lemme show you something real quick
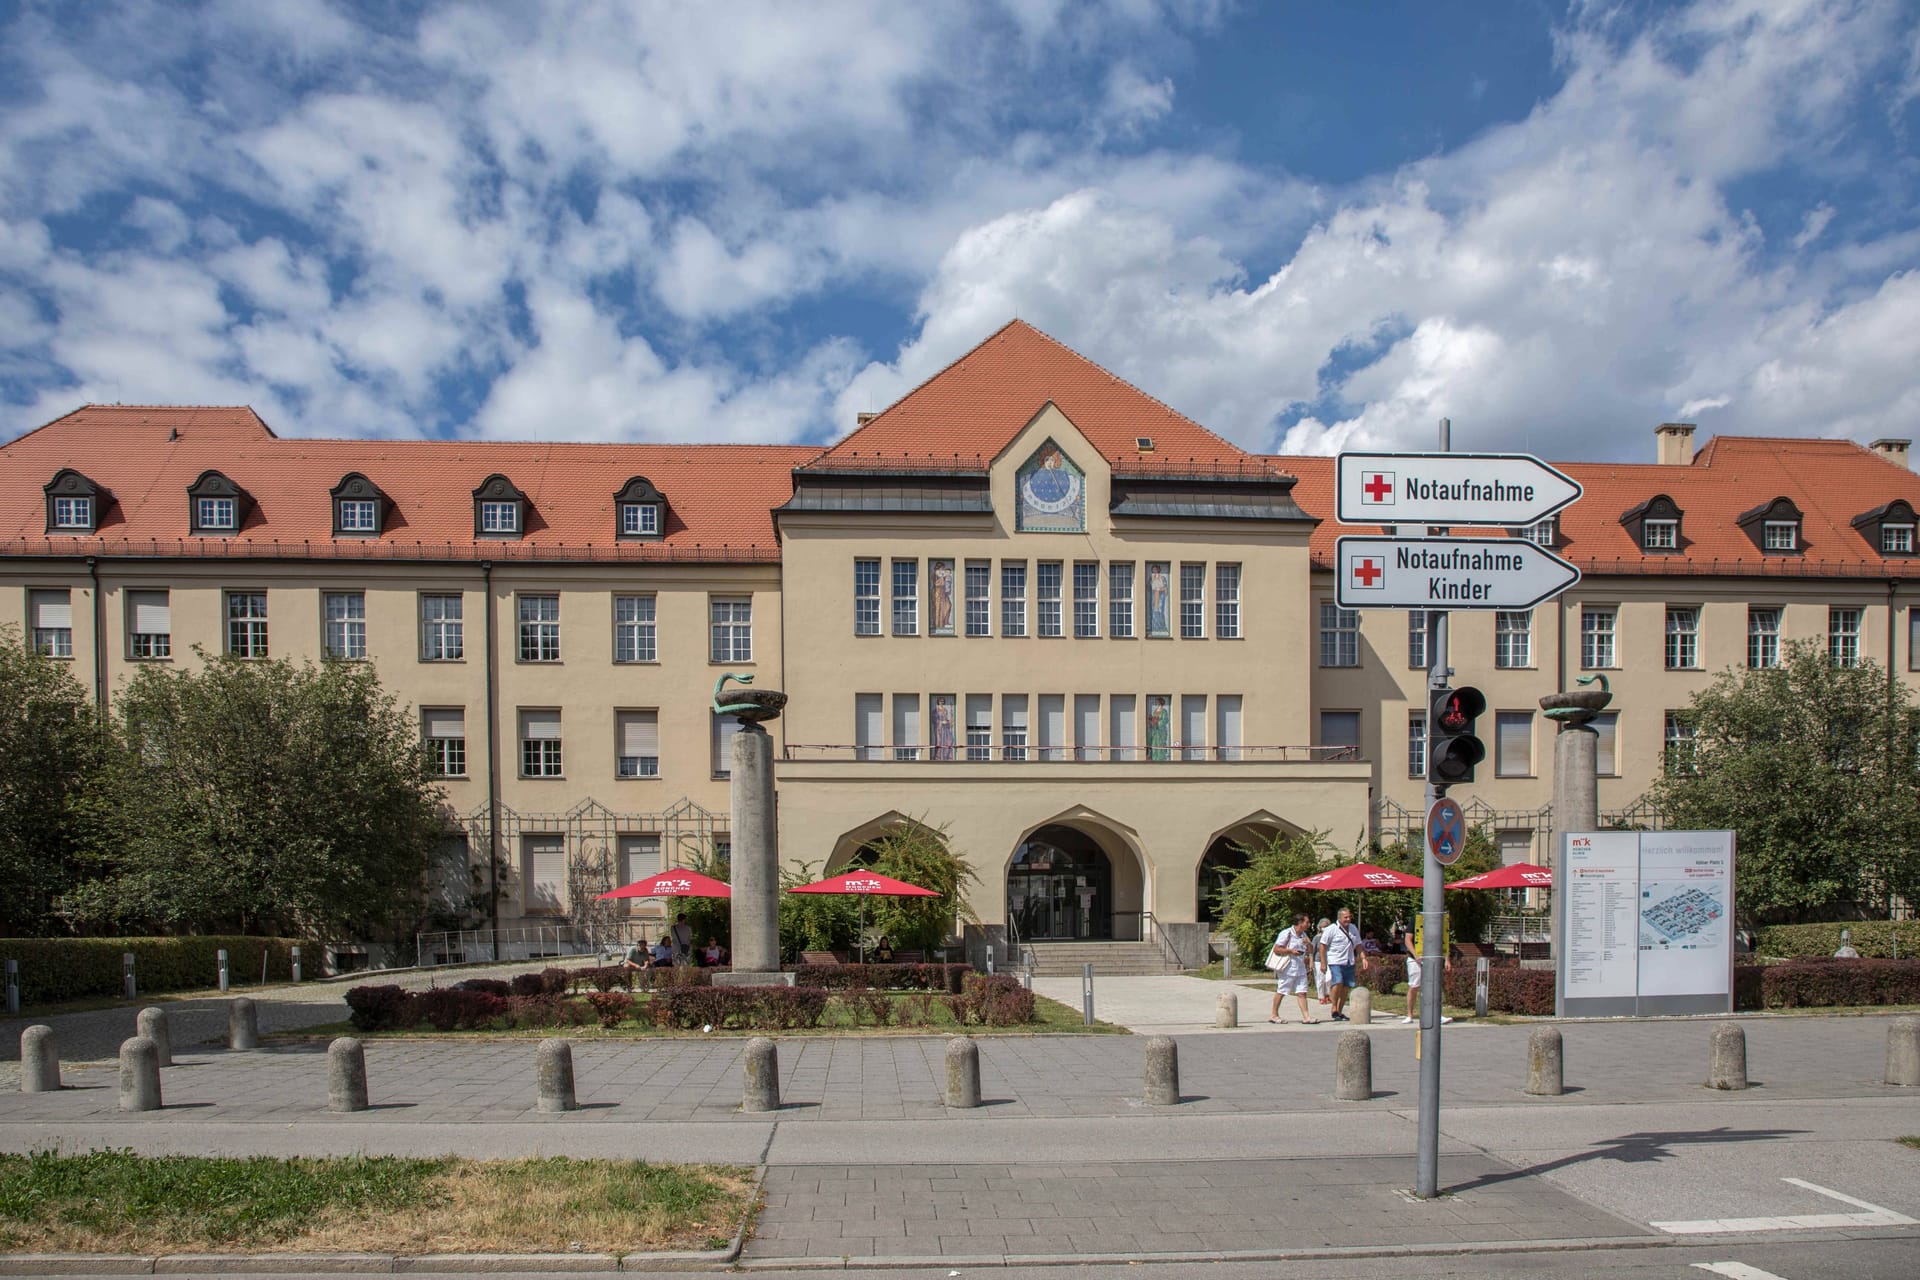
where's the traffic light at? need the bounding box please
[1428,686,1486,788]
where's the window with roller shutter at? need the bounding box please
[615,710,659,778]
[127,590,170,659]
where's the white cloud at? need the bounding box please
[1102,63,1175,134]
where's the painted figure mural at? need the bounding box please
[1147,562,1171,637]
[929,559,955,635]
[931,694,956,761]
[1146,695,1172,761]
[1015,439,1086,533]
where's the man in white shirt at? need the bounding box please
[1266,912,1319,1024]
[1315,906,1369,1022]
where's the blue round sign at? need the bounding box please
[1427,796,1465,866]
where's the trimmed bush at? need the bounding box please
[453,977,512,997]
[944,973,1036,1026]
[583,991,636,1028]
[789,962,970,992]
[1760,959,1920,1008]
[0,936,299,1006]
[655,985,831,1030]
[344,984,416,1031]
[1439,966,1555,1016]
[415,987,507,1031]
[1753,921,1920,960]
[566,964,720,994]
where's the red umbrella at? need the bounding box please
[1270,862,1424,892]
[1445,864,1552,890]
[595,869,733,900]
[787,871,940,962]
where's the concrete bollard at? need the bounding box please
[536,1038,577,1113]
[1143,1035,1180,1105]
[1347,986,1372,1024]
[291,945,302,984]
[20,1025,60,1093]
[1886,1017,1920,1087]
[1334,1030,1373,1100]
[1215,990,1238,1028]
[228,997,259,1051]
[742,1037,780,1112]
[1707,1023,1748,1090]
[119,1036,162,1112]
[1525,1027,1564,1096]
[328,1037,369,1112]
[136,1007,172,1067]
[945,1037,981,1108]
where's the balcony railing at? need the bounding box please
[782,742,1363,764]
[0,536,781,565]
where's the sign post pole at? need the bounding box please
[1415,416,1449,1202]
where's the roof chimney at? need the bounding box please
[856,412,877,427]
[1870,438,1911,469]
[1655,422,1696,466]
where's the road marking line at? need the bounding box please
[1692,1263,1791,1280]
[1653,1178,1917,1235]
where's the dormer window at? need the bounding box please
[1735,497,1803,556]
[1522,518,1556,547]
[1621,493,1684,554]
[1644,520,1677,550]
[44,469,104,534]
[472,475,527,539]
[1884,525,1914,554]
[330,472,389,537]
[1762,522,1797,552]
[1850,499,1917,556]
[186,470,251,535]
[612,476,667,541]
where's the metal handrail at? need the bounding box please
[784,742,1362,764]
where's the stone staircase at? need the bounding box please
[1021,940,1184,976]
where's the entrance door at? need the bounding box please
[1008,825,1112,940]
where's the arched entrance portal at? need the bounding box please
[1007,825,1112,940]
[1197,837,1250,926]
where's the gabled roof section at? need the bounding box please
[804,320,1281,479]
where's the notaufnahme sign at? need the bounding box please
[1335,535,1581,610]
[1336,451,1582,526]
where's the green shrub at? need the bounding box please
[1753,921,1920,960]
[0,936,297,1006]
[943,973,1036,1026]
[1761,959,1920,1008]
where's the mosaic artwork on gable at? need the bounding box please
[1016,440,1086,533]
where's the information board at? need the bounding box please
[1557,829,1735,1017]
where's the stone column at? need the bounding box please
[729,721,780,976]
[1542,680,1609,966]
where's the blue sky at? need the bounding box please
[2,0,1917,461]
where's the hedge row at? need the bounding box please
[1439,966,1556,1016]
[564,962,972,994]
[1433,958,1920,1014]
[0,936,298,1005]
[1753,921,1920,960]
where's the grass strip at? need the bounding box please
[0,1151,752,1255]
[1899,1137,1919,1151]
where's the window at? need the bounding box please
[422,708,466,777]
[604,594,654,663]
[420,594,463,661]
[523,834,565,915]
[1040,694,1068,761]
[1594,712,1618,777]
[1643,519,1677,550]
[964,561,991,637]
[892,694,921,762]
[1495,712,1533,777]
[855,694,884,761]
[1073,562,1099,638]
[517,595,560,662]
[1181,695,1207,761]
[613,477,667,540]
[965,694,993,762]
[323,592,366,660]
[1748,607,1781,669]
[710,597,752,662]
[854,559,881,636]
[519,709,563,778]
[712,713,743,777]
[1664,711,1696,775]
[1036,562,1062,637]
[1911,610,1920,672]
[1495,610,1532,668]
[1496,831,1534,867]
[618,835,661,900]
[1407,610,1428,669]
[1763,521,1798,552]
[127,589,170,659]
[1581,607,1616,669]
[480,501,518,534]
[891,560,918,635]
[1522,519,1555,546]
[28,589,72,658]
[1180,563,1206,638]
[198,497,236,530]
[615,710,660,778]
[337,499,377,533]
[620,503,659,536]
[1109,694,1137,762]
[1407,711,1426,778]
[1665,606,1699,669]
[1109,562,1135,638]
[1001,695,1028,762]
[1319,602,1359,667]
[1884,525,1914,554]
[226,591,268,658]
[53,496,92,529]
[1076,694,1103,761]
[1215,564,1241,639]
[1216,694,1243,762]
[1001,561,1027,637]
[1320,711,1361,754]
[1829,607,1861,668]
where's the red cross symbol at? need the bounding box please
[1351,557,1383,588]
[1362,471,1394,504]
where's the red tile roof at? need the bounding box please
[2,406,819,563]
[1284,436,1920,578]
[806,320,1281,478]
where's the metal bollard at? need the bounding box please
[1475,957,1490,1018]
[328,1037,368,1112]
[1082,963,1095,1027]
[136,1007,172,1067]
[1334,1029,1373,1100]
[1222,952,1231,981]
[1706,1023,1748,1090]
[1215,990,1238,1028]
[1143,1035,1180,1105]
[291,945,302,984]
[1348,986,1372,1024]
[945,1037,981,1108]
[1886,1017,1920,1087]
[742,1037,780,1112]
[119,1036,162,1111]
[217,948,230,992]
[228,997,259,1050]
[4,958,18,1015]
[123,952,136,1000]
[536,1038,577,1113]
[1525,1027,1563,1096]
[20,1025,60,1092]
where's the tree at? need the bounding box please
[1650,639,1920,925]
[775,819,979,959]
[0,626,107,935]
[62,651,448,939]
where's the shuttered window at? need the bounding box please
[1495,712,1533,778]
[1216,695,1243,762]
[892,694,921,762]
[965,694,993,761]
[128,590,171,659]
[1038,694,1066,761]
[855,693,884,761]
[29,589,73,658]
[1182,695,1208,761]
[1075,694,1102,761]
[523,834,565,915]
[1110,694,1137,762]
[712,713,743,778]
[616,710,659,778]
[519,709,562,778]
[422,708,466,777]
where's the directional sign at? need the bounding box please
[1336,535,1580,610]
[1337,452,1582,526]
[1427,796,1465,866]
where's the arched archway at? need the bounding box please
[1197,815,1298,926]
[1008,824,1113,940]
